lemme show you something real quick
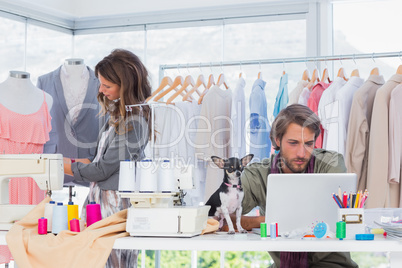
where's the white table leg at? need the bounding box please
[191,250,197,268]
[220,250,225,268]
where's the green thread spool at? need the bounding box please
[336,221,346,240]
[260,222,267,238]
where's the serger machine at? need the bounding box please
[0,154,64,230]
[118,160,210,237]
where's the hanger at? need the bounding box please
[350,69,360,77]
[146,76,173,102]
[350,55,360,78]
[282,60,286,76]
[258,61,262,79]
[397,65,402,75]
[370,67,379,75]
[182,74,206,102]
[166,75,195,104]
[217,73,229,89]
[198,74,215,105]
[337,67,348,81]
[307,68,318,90]
[321,68,330,83]
[302,69,310,82]
[153,75,183,102]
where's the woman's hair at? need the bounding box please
[95,49,152,138]
[270,104,321,150]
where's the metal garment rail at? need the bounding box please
[160,51,402,71]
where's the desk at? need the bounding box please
[2,231,402,267]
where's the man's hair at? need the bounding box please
[270,104,321,150]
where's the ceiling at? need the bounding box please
[0,0,310,31]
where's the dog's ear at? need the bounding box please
[211,156,225,169]
[241,154,254,167]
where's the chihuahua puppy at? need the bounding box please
[205,154,254,234]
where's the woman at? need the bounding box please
[64,49,152,267]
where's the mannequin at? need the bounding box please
[37,58,103,187]
[0,71,53,113]
[61,58,89,124]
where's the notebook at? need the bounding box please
[265,173,357,236]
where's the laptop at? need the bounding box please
[265,173,357,236]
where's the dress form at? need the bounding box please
[0,71,53,114]
[61,58,89,123]
[63,58,88,93]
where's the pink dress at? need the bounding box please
[0,92,51,264]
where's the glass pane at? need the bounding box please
[74,31,145,71]
[26,24,72,84]
[146,25,223,90]
[224,19,306,61]
[0,17,25,81]
[333,0,402,79]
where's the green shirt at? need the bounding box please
[240,149,358,268]
[241,148,347,215]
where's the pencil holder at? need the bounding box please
[337,208,365,239]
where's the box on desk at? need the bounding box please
[338,208,365,239]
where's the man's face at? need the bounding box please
[275,123,315,173]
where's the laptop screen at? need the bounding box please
[265,173,357,236]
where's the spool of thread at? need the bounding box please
[336,221,346,240]
[270,222,277,239]
[52,202,68,234]
[67,201,79,230]
[260,222,267,238]
[38,217,47,235]
[118,160,136,192]
[138,160,158,193]
[70,218,81,232]
[86,202,102,227]
[158,160,176,192]
[44,201,56,232]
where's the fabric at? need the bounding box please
[366,74,402,208]
[0,92,51,264]
[81,183,136,268]
[167,101,206,206]
[241,149,357,268]
[389,85,402,207]
[60,64,90,124]
[273,73,289,118]
[307,82,331,148]
[249,79,271,162]
[317,77,347,149]
[230,77,246,158]
[298,87,312,106]
[194,85,232,200]
[288,80,308,106]
[195,85,232,160]
[325,77,364,156]
[345,75,384,191]
[6,197,129,268]
[72,119,148,191]
[37,66,103,186]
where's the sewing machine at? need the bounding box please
[0,154,64,230]
[119,161,210,237]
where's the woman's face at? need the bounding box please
[98,74,120,101]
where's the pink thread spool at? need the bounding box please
[70,218,80,232]
[86,202,102,227]
[38,217,47,235]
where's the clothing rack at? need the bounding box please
[160,51,402,73]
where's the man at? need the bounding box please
[239,104,358,268]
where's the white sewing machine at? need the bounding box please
[0,154,64,230]
[119,162,210,237]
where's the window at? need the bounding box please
[333,0,402,79]
[0,17,25,81]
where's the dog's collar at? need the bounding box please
[224,182,242,189]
